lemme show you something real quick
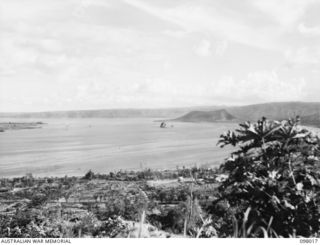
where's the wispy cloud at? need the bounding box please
[124,0,281,51]
[213,71,306,104]
[194,39,212,57]
[251,0,317,27]
[298,23,320,36]
[285,47,320,66]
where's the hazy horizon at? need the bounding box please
[1,100,320,114]
[0,104,224,114]
[1,0,320,112]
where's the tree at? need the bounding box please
[84,170,95,180]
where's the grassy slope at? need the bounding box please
[173,109,236,122]
[227,102,320,121]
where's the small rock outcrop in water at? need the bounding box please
[160,122,167,128]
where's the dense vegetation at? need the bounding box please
[0,116,319,238]
[216,117,320,237]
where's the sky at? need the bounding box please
[0,0,320,112]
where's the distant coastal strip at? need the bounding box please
[0,122,44,132]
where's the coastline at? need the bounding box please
[0,122,44,132]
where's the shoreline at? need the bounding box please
[0,163,221,180]
[0,122,45,132]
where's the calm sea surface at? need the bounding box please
[0,118,236,177]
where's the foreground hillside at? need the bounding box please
[0,168,220,238]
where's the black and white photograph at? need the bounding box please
[1,0,320,241]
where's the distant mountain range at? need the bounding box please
[0,106,222,119]
[172,102,320,127]
[1,102,320,127]
[227,102,320,121]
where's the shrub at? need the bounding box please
[84,170,95,180]
[94,216,129,237]
[73,212,100,237]
[216,117,320,237]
